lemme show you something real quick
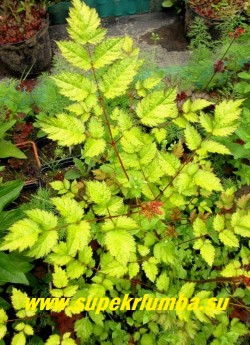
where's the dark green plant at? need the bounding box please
[0,79,33,119]
[187,17,213,50]
[220,73,250,187]
[215,14,245,40]
[31,74,71,116]
[0,180,32,285]
[166,18,250,91]
[0,120,27,159]
[19,188,53,213]
[234,70,250,108]
[0,79,34,158]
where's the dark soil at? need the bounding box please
[139,17,188,52]
[36,139,81,164]
[9,183,39,208]
[235,185,250,199]
[39,164,75,189]
[0,144,39,184]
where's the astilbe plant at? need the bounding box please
[0,1,250,344]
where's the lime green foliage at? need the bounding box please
[0,309,7,340]
[0,79,33,120]
[50,179,79,198]
[1,1,250,344]
[45,333,77,345]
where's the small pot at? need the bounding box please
[185,4,221,40]
[0,20,52,76]
[184,2,244,40]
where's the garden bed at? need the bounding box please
[0,141,40,186]
[35,138,82,164]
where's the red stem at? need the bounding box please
[86,46,129,181]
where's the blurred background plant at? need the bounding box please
[31,73,71,115]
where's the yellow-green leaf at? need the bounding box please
[194,170,222,191]
[52,73,96,102]
[83,138,106,157]
[137,89,178,126]
[25,209,58,230]
[39,114,85,146]
[67,221,90,256]
[11,331,26,345]
[27,230,58,258]
[199,112,213,133]
[105,230,136,264]
[100,57,142,99]
[158,152,180,176]
[86,181,111,205]
[57,41,91,71]
[53,266,68,288]
[200,240,215,266]
[128,262,140,279]
[201,140,231,154]
[11,288,28,310]
[184,124,202,150]
[1,219,40,252]
[219,230,239,248]
[142,260,158,282]
[67,0,106,45]
[92,37,124,68]
[213,214,224,232]
[52,197,83,223]
[220,260,243,277]
[190,99,213,112]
